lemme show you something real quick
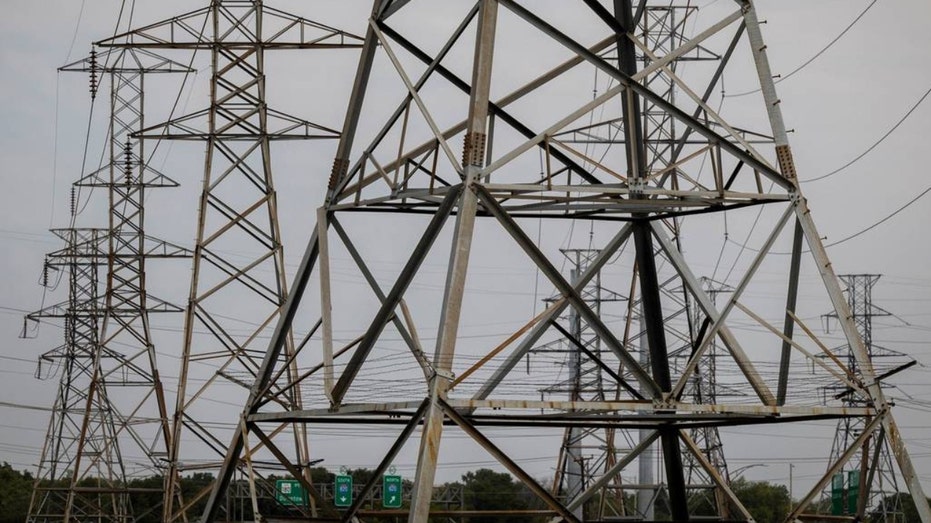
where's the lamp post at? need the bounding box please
[732,463,769,480]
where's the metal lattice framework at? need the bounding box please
[538,249,629,519]
[680,278,733,517]
[25,47,191,522]
[27,228,116,522]
[814,274,914,520]
[97,3,363,520]
[182,1,926,522]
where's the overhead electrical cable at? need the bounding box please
[821,184,931,248]
[726,0,879,98]
[801,84,931,183]
[724,183,931,254]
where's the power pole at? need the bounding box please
[97,3,362,520]
[199,2,931,522]
[25,46,190,522]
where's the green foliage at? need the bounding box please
[871,492,931,523]
[0,462,33,523]
[128,475,164,523]
[179,472,214,517]
[309,466,334,485]
[12,462,930,523]
[730,477,791,523]
[461,468,537,523]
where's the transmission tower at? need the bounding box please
[679,278,733,517]
[811,274,915,520]
[533,248,627,520]
[188,1,928,522]
[25,46,191,522]
[96,3,363,520]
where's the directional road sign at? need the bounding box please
[382,475,402,508]
[275,479,306,506]
[335,475,353,507]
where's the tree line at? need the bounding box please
[1,462,927,522]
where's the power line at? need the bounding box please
[823,184,931,247]
[801,84,931,183]
[725,0,879,99]
[724,183,931,253]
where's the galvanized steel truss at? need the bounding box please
[197,1,929,522]
[25,47,191,522]
[816,275,913,520]
[97,2,363,521]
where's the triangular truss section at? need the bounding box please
[191,1,930,522]
[96,2,364,521]
[26,41,191,522]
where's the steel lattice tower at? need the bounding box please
[189,1,928,522]
[536,249,628,520]
[539,253,733,520]
[680,278,733,517]
[27,228,115,522]
[812,274,913,521]
[97,3,363,520]
[25,47,191,522]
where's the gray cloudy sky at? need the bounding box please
[1,0,930,502]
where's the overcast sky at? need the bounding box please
[1,0,930,504]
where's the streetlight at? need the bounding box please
[731,463,769,481]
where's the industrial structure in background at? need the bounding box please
[96,2,363,520]
[536,251,732,519]
[20,1,931,522]
[24,46,191,521]
[197,0,931,521]
[819,274,917,520]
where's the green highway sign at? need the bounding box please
[831,472,844,515]
[847,470,860,514]
[335,475,353,507]
[275,479,306,506]
[382,475,402,508]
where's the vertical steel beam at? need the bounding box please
[777,219,804,405]
[329,2,384,200]
[201,228,321,522]
[795,200,931,523]
[341,400,429,522]
[408,3,498,521]
[612,0,687,515]
[496,0,791,190]
[742,0,930,513]
[649,222,775,405]
[475,186,661,397]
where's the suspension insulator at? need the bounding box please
[42,258,50,287]
[70,186,77,216]
[89,49,99,100]
[124,139,133,185]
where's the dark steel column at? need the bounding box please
[611,0,688,518]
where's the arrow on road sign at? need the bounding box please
[382,475,402,508]
[335,475,353,507]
